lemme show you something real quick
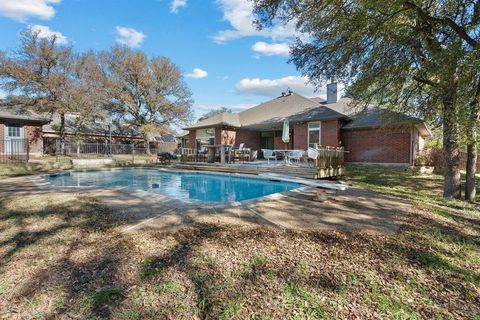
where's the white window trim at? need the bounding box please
[4,123,24,139]
[307,121,321,148]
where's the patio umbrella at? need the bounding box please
[282,118,290,149]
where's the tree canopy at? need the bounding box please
[253,0,480,199]
[99,46,193,152]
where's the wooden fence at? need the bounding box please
[314,146,345,178]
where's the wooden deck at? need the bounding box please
[173,162,334,179]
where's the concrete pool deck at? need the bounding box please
[0,170,412,234]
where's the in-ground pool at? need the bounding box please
[44,168,301,203]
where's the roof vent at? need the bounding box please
[281,88,293,97]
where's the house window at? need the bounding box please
[7,123,22,137]
[308,121,321,148]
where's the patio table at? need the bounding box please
[272,149,303,165]
[204,144,233,164]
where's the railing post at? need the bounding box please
[132,143,135,162]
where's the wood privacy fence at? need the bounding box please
[0,139,29,163]
[314,146,345,178]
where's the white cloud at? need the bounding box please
[115,26,146,48]
[170,0,186,13]
[185,68,208,79]
[0,0,60,22]
[29,24,67,44]
[252,41,290,56]
[235,75,324,98]
[213,0,297,43]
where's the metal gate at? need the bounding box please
[0,139,29,162]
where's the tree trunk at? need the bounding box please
[144,136,151,155]
[60,112,66,155]
[442,95,461,198]
[465,103,479,202]
[465,142,477,202]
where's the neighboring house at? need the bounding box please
[0,101,176,156]
[43,113,143,147]
[184,83,431,165]
[0,103,50,156]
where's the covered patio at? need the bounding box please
[176,145,346,179]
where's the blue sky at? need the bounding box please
[0,0,327,119]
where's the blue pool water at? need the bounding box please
[44,169,301,203]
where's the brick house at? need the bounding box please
[184,83,431,165]
[0,103,50,156]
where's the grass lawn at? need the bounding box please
[0,162,72,177]
[0,165,478,319]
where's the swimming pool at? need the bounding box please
[44,169,301,203]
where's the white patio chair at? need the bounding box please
[261,149,277,165]
[287,150,305,165]
[307,147,319,167]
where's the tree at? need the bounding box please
[99,46,193,154]
[198,106,232,121]
[0,29,75,153]
[253,0,480,199]
[462,68,480,201]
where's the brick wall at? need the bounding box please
[293,123,307,149]
[0,121,44,155]
[187,130,196,149]
[342,127,411,163]
[235,129,261,151]
[321,119,341,147]
[292,120,341,149]
[25,125,43,154]
[214,127,222,145]
[273,135,293,149]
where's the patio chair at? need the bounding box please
[287,150,305,165]
[261,149,277,165]
[235,143,250,163]
[196,146,207,162]
[307,147,319,167]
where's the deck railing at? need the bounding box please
[314,146,345,178]
[315,146,345,168]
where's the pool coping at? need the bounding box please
[29,166,346,209]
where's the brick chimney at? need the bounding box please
[326,82,338,104]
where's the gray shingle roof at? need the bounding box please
[186,111,241,129]
[43,113,141,138]
[185,93,323,130]
[342,108,423,129]
[0,103,50,123]
[185,93,430,136]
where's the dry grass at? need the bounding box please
[0,162,72,178]
[0,166,479,319]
